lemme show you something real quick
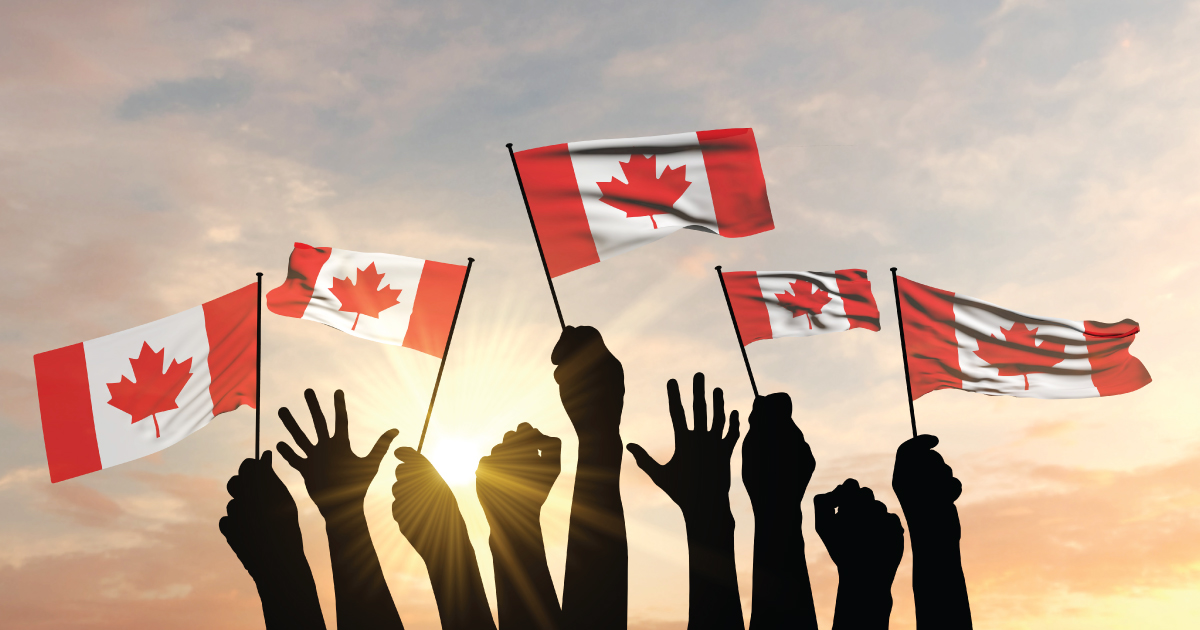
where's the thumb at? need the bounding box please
[260,450,273,468]
[368,429,400,466]
[626,443,664,484]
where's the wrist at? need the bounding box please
[323,502,367,532]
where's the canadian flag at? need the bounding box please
[266,243,467,357]
[514,129,774,277]
[34,284,257,483]
[723,269,881,344]
[896,275,1152,399]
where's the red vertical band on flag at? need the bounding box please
[896,276,963,399]
[403,261,468,358]
[34,343,101,483]
[513,144,600,277]
[723,271,774,345]
[697,129,774,238]
[266,243,333,318]
[836,269,881,331]
[203,283,258,416]
[1084,320,1152,396]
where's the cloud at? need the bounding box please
[117,73,253,120]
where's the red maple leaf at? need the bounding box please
[597,154,691,229]
[973,322,1067,390]
[106,342,194,438]
[328,262,403,330]
[775,280,832,330]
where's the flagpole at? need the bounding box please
[506,143,566,330]
[715,266,760,398]
[890,267,918,438]
[417,258,475,454]
[255,272,263,459]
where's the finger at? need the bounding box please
[517,422,533,432]
[277,441,305,471]
[692,373,706,432]
[218,515,232,539]
[538,435,563,472]
[394,446,426,465]
[550,325,579,366]
[887,512,905,535]
[947,477,963,502]
[260,450,273,469]
[711,387,726,436]
[899,433,939,457]
[724,409,741,449]
[226,474,244,498]
[667,379,686,435]
[237,456,258,478]
[278,407,314,453]
[334,389,348,438]
[367,429,400,466]
[626,443,665,486]
[812,491,837,538]
[305,389,329,441]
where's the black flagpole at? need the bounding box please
[890,267,918,438]
[417,258,475,453]
[715,266,760,398]
[506,143,566,330]
[255,272,263,459]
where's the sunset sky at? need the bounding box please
[2,1,1199,628]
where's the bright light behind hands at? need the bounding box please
[423,437,486,488]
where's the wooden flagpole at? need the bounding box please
[506,143,566,330]
[715,266,760,398]
[889,267,919,438]
[417,258,475,453]
[255,272,263,459]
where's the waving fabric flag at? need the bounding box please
[34,284,257,482]
[896,275,1151,399]
[723,269,881,344]
[267,243,466,357]
[514,128,773,277]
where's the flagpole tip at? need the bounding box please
[468,257,475,263]
[506,142,513,148]
[890,267,897,272]
[715,265,722,271]
[256,272,263,278]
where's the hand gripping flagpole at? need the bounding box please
[715,266,760,398]
[890,267,919,438]
[255,272,263,459]
[417,258,475,454]
[506,143,566,330]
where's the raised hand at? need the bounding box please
[277,389,398,517]
[477,424,563,630]
[277,389,402,630]
[892,435,972,629]
[627,373,740,520]
[741,393,818,630]
[550,325,628,630]
[627,373,743,630]
[392,447,496,630]
[551,325,624,440]
[815,479,904,630]
[220,452,326,630]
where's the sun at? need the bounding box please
[422,437,485,488]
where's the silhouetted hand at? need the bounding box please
[628,372,743,629]
[220,452,326,630]
[892,435,973,629]
[477,422,562,530]
[892,434,962,527]
[741,393,818,630]
[477,424,563,630]
[551,326,628,630]
[392,446,466,558]
[277,389,398,518]
[551,325,624,441]
[815,479,904,630]
[393,447,496,630]
[742,392,814,517]
[277,389,403,630]
[627,373,740,520]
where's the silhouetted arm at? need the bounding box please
[277,389,402,630]
[551,326,628,630]
[477,423,563,630]
[219,451,326,630]
[393,447,496,630]
[893,435,972,630]
[815,479,904,630]
[627,373,744,630]
[741,393,818,630]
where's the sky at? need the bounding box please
[2,0,1199,628]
